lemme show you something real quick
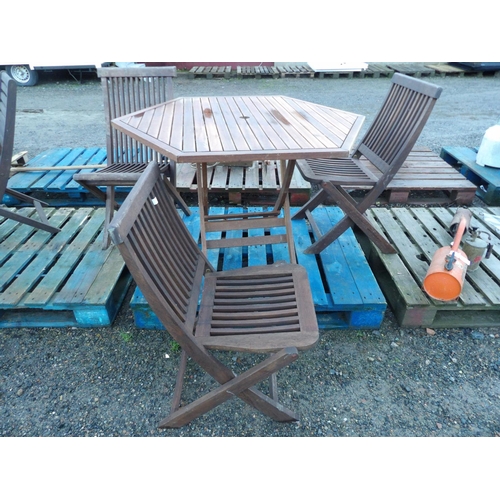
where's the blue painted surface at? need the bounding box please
[0,207,132,328]
[2,147,387,329]
[130,206,387,330]
[441,146,500,205]
[2,147,121,207]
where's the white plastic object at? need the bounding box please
[476,124,500,168]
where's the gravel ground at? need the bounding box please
[2,70,500,439]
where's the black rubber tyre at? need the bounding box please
[5,65,39,86]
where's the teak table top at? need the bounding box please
[111,95,365,163]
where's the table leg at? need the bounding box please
[197,162,209,254]
[276,159,296,264]
[274,159,296,212]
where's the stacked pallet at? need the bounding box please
[188,66,232,79]
[351,147,477,205]
[183,63,497,79]
[236,66,280,78]
[441,146,500,205]
[174,160,311,206]
[386,63,436,78]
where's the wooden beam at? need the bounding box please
[10,164,107,173]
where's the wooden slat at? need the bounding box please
[366,206,500,327]
[24,208,104,306]
[0,207,131,327]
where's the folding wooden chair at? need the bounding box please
[293,73,443,254]
[108,161,319,428]
[0,71,60,234]
[73,66,190,248]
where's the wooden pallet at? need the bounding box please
[424,63,466,77]
[386,63,436,78]
[188,66,233,79]
[329,147,476,205]
[3,147,113,207]
[4,149,311,207]
[0,207,132,327]
[236,66,280,78]
[130,206,387,330]
[363,206,500,328]
[363,64,395,78]
[276,65,315,78]
[315,69,361,79]
[448,63,500,77]
[440,146,500,206]
[175,160,311,206]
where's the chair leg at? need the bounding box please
[102,186,115,249]
[170,350,188,412]
[77,182,108,204]
[162,175,191,216]
[302,183,396,254]
[292,187,329,220]
[5,188,49,207]
[3,188,60,233]
[269,373,278,401]
[158,347,299,428]
[0,206,60,234]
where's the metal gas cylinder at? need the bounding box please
[462,228,493,271]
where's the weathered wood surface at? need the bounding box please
[111,95,365,164]
[0,207,131,327]
[236,66,280,78]
[365,206,500,328]
[276,65,315,78]
[3,148,312,207]
[351,147,477,205]
[3,147,109,206]
[175,160,311,205]
[425,63,466,77]
[386,63,436,78]
[189,66,232,79]
[363,63,394,78]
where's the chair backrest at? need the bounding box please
[356,73,442,175]
[108,160,213,354]
[98,66,177,166]
[0,71,17,197]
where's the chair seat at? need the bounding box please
[73,162,165,186]
[297,158,379,185]
[196,263,319,353]
[95,161,150,174]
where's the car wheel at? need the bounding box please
[5,65,39,86]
